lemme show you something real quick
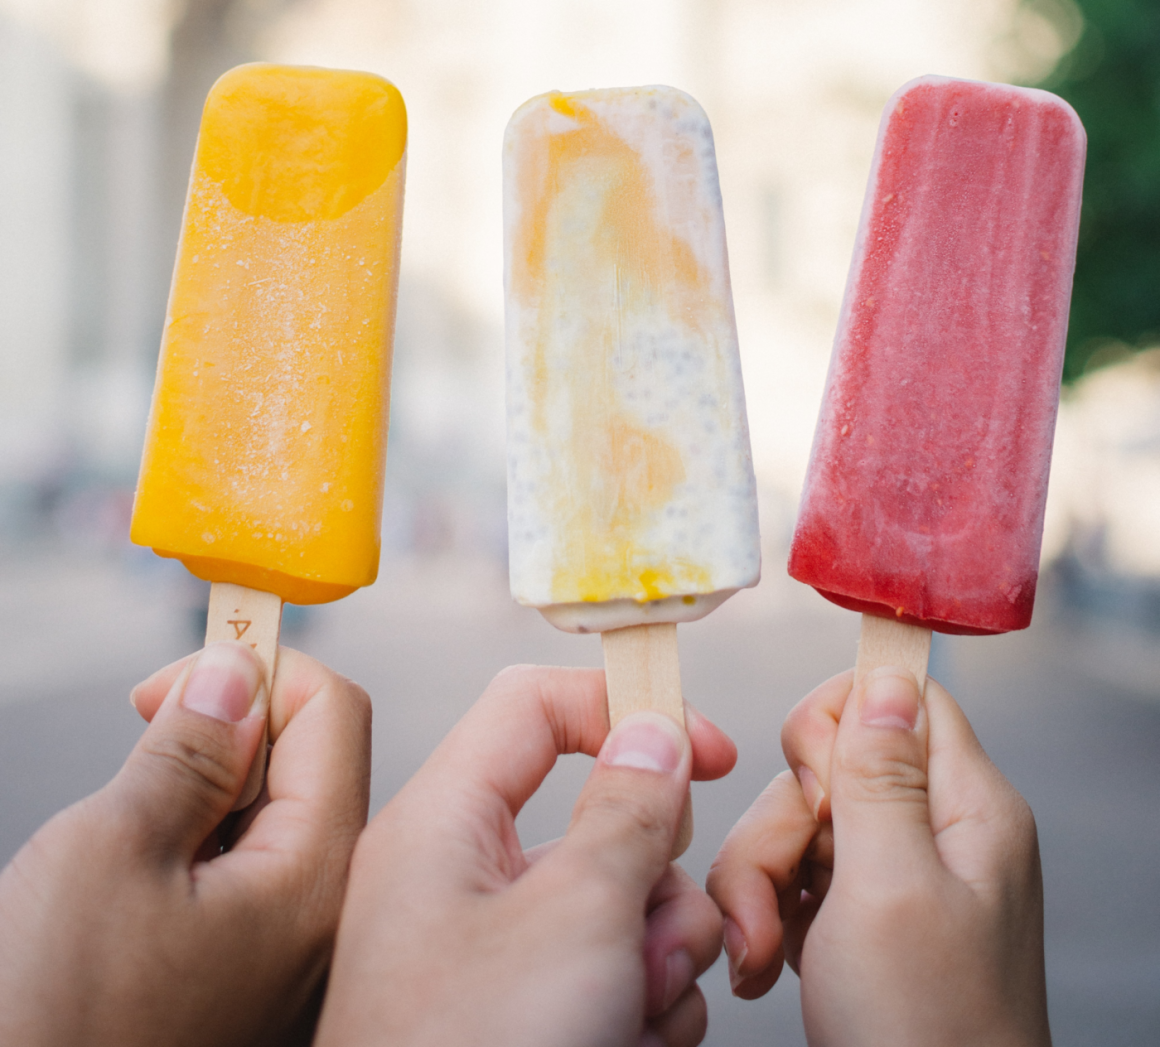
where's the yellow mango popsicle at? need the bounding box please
[132,63,406,605]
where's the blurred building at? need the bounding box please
[1049,354,1160,574]
[0,0,173,540]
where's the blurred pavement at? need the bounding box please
[1,548,1158,1045]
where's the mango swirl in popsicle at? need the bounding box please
[504,87,760,853]
[132,63,406,803]
[788,75,1084,686]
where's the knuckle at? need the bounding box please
[1008,793,1038,840]
[341,678,374,730]
[482,664,547,709]
[291,865,347,942]
[780,705,806,750]
[994,791,1041,867]
[139,723,240,805]
[490,663,540,688]
[836,749,928,803]
[781,704,823,755]
[577,788,672,850]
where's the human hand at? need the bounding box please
[315,664,737,1047]
[707,668,1050,1047]
[0,642,371,1047]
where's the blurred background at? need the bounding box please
[1,0,1158,1042]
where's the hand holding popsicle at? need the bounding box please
[0,645,372,1047]
[702,77,1075,1044]
[707,670,1051,1047]
[315,665,737,1047]
[132,63,406,805]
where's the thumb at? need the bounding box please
[544,712,691,908]
[107,642,268,861]
[829,666,937,881]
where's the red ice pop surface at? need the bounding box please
[789,76,1085,635]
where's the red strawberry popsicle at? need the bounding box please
[789,75,1085,683]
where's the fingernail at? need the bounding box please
[181,642,265,723]
[639,1031,666,1047]
[602,712,684,774]
[724,916,748,981]
[798,766,825,819]
[662,949,695,1011]
[859,666,920,730]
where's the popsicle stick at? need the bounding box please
[206,582,283,809]
[853,614,931,695]
[601,623,694,859]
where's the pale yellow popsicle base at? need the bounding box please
[854,615,931,696]
[601,623,694,859]
[206,582,283,809]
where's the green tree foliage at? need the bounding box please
[1036,0,1160,380]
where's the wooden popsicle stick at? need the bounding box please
[206,582,283,810]
[854,614,931,695]
[601,622,694,859]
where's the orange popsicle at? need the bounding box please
[132,63,406,605]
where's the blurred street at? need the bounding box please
[2,546,1157,1045]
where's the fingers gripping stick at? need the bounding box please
[601,623,694,858]
[206,582,283,809]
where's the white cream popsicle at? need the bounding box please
[504,86,760,634]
